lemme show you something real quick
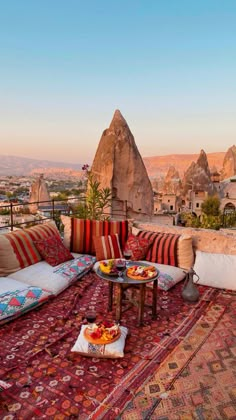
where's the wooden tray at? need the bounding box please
[126,265,158,281]
[84,327,121,345]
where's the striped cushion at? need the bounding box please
[0,221,61,277]
[93,234,123,261]
[137,230,180,267]
[61,216,129,255]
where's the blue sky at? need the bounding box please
[0,0,236,164]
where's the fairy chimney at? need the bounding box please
[29,174,51,213]
[90,110,153,219]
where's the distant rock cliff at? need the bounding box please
[90,110,154,219]
[182,149,215,196]
[221,145,236,180]
[162,166,182,194]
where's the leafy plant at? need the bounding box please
[73,165,112,220]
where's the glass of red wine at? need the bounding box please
[123,250,132,266]
[116,259,126,282]
[85,309,97,329]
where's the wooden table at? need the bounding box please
[95,262,159,326]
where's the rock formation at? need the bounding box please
[90,110,154,219]
[221,145,236,180]
[182,149,215,196]
[162,166,181,194]
[29,174,51,213]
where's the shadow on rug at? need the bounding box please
[0,272,220,420]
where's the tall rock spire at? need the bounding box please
[221,145,236,180]
[91,110,153,219]
[182,149,215,195]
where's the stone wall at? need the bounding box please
[135,221,236,255]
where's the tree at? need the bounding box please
[201,196,220,216]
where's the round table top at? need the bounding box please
[95,261,159,285]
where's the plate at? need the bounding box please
[126,265,158,281]
[84,327,121,345]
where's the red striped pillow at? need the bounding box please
[137,230,180,267]
[61,216,129,255]
[0,221,61,277]
[93,234,123,261]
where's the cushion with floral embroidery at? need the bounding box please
[34,235,74,267]
[123,233,153,261]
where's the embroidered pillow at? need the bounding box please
[71,325,128,358]
[61,216,129,255]
[123,233,153,261]
[0,286,52,325]
[93,234,123,261]
[34,235,74,267]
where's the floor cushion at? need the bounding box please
[0,286,52,325]
[8,254,96,295]
[0,277,31,295]
[71,325,128,358]
[141,261,186,291]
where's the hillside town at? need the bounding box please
[0,111,236,231]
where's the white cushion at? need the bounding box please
[71,325,128,358]
[0,277,31,295]
[7,253,91,295]
[142,261,186,291]
[193,250,236,290]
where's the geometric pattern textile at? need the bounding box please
[0,287,52,324]
[53,254,96,280]
[0,272,220,419]
[120,291,236,419]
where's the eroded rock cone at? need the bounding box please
[91,110,153,219]
[221,145,236,180]
[182,149,215,196]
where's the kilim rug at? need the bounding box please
[120,291,236,420]
[0,271,220,420]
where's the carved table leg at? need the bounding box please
[138,284,146,326]
[108,282,113,311]
[152,278,158,319]
[115,284,122,322]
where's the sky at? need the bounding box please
[0,0,236,165]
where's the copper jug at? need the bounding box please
[182,268,200,302]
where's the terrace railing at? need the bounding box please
[0,197,128,232]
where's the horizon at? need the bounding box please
[1,1,236,163]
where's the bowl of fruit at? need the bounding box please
[84,321,121,344]
[99,259,125,276]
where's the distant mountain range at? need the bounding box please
[0,152,225,178]
[0,155,82,176]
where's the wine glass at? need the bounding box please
[116,259,126,282]
[123,250,132,266]
[85,309,97,330]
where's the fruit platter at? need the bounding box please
[84,321,121,344]
[99,259,125,276]
[126,265,157,280]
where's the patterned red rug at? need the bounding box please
[0,271,219,419]
[120,291,236,420]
